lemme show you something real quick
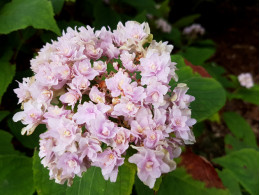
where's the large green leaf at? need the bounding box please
[0,0,60,35]
[0,60,15,103]
[0,155,34,195]
[50,0,64,14]
[134,175,153,195]
[186,77,226,122]
[171,55,226,122]
[8,118,46,149]
[157,168,230,195]
[0,110,10,122]
[223,112,257,153]
[217,169,242,195]
[0,130,19,155]
[179,46,216,65]
[213,149,259,195]
[229,85,259,105]
[203,63,235,88]
[33,151,136,195]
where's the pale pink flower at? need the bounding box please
[92,148,124,182]
[238,73,254,88]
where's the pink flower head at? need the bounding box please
[59,89,81,108]
[120,51,137,72]
[43,106,70,121]
[112,97,139,118]
[171,83,195,109]
[92,148,124,182]
[89,117,117,143]
[143,130,163,148]
[68,75,90,92]
[145,81,169,108]
[73,102,98,125]
[13,100,44,135]
[168,107,196,143]
[112,127,131,154]
[123,82,146,104]
[14,77,33,104]
[129,146,176,188]
[93,61,107,74]
[85,44,103,60]
[140,51,171,85]
[73,59,98,80]
[78,134,102,162]
[57,152,85,178]
[105,70,131,97]
[113,21,150,46]
[89,86,106,104]
[47,117,79,148]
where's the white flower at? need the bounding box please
[238,73,254,88]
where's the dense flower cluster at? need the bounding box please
[13,21,196,188]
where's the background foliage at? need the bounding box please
[0,0,258,194]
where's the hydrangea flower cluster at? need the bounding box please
[13,21,196,188]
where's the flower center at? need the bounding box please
[145,161,153,171]
[67,159,77,168]
[152,92,159,102]
[126,102,134,111]
[149,133,156,141]
[108,153,114,160]
[116,134,124,144]
[102,128,109,136]
[64,130,71,137]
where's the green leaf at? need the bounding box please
[171,54,195,82]
[50,0,64,14]
[157,167,230,195]
[69,162,135,195]
[134,175,153,195]
[203,63,234,88]
[33,151,136,195]
[213,149,259,195]
[230,85,259,105]
[0,0,60,35]
[8,118,46,149]
[0,110,10,122]
[224,135,256,154]
[179,46,216,65]
[223,112,257,151]
[0,155,34,195]
[33,151,67,195]
[192,122,206,138]
[217,169,242,195]
[93,2,121,29]
[173,14,201,28]
[0,60,15,103]
[0,130,19,155]
[186,77,226,122]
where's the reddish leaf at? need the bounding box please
[180,148,225,189]
[184,59,211,78]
